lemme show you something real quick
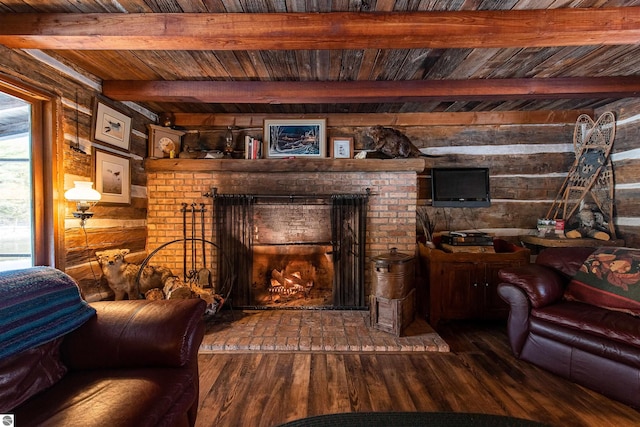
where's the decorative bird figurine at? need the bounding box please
[364,126,436,158]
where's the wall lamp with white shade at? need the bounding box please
[64,181,102,227]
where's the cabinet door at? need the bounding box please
[481,261,515,318]
[439,262,479,319]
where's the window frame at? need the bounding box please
[0,76,64,268]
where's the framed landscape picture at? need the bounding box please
[93,148,131,205]
[92,99,132,152]
[263,119,326,158]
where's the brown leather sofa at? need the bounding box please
[497,247,640,409]
[0,267,207,427]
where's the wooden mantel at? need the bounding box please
[144,158,427,173]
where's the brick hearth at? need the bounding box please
[200,310,450,353]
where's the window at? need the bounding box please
[0,79,59,271]
[0,92,32,270]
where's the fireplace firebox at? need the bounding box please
[213,190,368,309]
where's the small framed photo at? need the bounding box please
[330,137,354,159]
[148,124,185,158]
[92,99,132,151]
[263,119,326,158]
[93,148,131,205]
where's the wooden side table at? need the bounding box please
[519,235,624,249]
[418,243,530,328]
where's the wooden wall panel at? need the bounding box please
[0,46,153,296]
[2,44,637,307]
[615,188,640,214]
[65,227,147,265]
[614,160,640,183]
[597,98,640,246]
[617,226,640,248]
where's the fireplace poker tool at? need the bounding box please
[180,203,210,284]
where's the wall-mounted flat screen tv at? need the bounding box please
[431,167,491,208]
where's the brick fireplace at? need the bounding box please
[145,159,423,308]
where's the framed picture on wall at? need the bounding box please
[93,148,131,205]
[330,137,354,159]
[92,98,132,152]
[263,119,326,158]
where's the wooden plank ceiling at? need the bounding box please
[1,0,640,117]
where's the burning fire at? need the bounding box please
[269,269,313,300]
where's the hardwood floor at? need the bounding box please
[196,320,640,427]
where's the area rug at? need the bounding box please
[276,412,548,426]
[199,309,449,353]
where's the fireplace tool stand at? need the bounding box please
[135,202,234,315]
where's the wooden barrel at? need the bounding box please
[372,248,415,299]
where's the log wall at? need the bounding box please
[1,46,638,303]
[597,98,640,248]
[0,46,152,299]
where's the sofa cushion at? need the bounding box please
[0,338,67,412]
[532,301,640,350]
[565,247,640,316]
[13,368,197,427]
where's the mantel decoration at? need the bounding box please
[330,137,354,159]
[92,98,132,152]
[148,124,185,159]
[93,148,131,205]
[264,119,326,158]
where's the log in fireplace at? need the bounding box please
[213,190,368,309]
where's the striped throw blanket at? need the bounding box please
[0,267,96,359]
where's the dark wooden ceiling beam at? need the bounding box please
[1,8,640,50]
[102,77,640,104]
[172,110,592,127]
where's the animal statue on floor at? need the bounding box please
[96,249,175,300]
[364,125,436,158]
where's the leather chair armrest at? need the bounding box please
[498,264,567,308]
[62,299,206,371]
[497,283,531,357]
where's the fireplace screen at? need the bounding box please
[213,191,368,308]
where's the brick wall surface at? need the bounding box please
[146,171,418,296]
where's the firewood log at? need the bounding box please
[163,276,194,299]
[191,282,214,306]
[145,288,165,301]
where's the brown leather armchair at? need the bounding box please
[2,291,206,427]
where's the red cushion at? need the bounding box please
[565,247,640,316]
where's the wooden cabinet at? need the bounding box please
[418,244,530,328]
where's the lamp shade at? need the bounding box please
[64,181,102,202]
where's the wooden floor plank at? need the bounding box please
[355,354,396,412]
[244,353,298,427]
[307,353,352,417]
[282,353,312,423]
[368,354,419,412]
[342,354,375,412]
[195,320,640,427]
